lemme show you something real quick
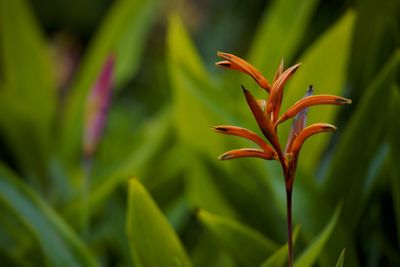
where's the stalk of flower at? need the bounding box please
[214,52,351,267]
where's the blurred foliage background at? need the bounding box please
[0,0,399,266]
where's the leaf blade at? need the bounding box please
[198,210,279,266]
[323,50,400,228]
[294,204,341,267]
[0,0,56,179]
[167,14,227,158]
[248,0,319,78]
[335,248,346,267]
[0,165,97,267]
[126,179,193,267]
[260,226,300,267]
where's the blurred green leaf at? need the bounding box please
[86,193,133,267]
[0,165,97,267]
[348,0,400,97]
[280,10,356,174]
[290,171,359,267]
[260,226,300,267]
[335,249,346,267]
[93,103,144,172]
[389,84,400,247]
[167,14,240,220]
[126,179,193,267]
[323,50,400,228]
[0,249,33,267]
[0,200,41,267]
[61,0,159,163]
[65,110,170,217]
[198,209,279,266]
[185,158,236,218]
[294,204,341,267]
[0,90,44,181]
[0,0,56,110]
[248,0,319,78]
[190,232,237,267]
[208,160,285,239]
[167,14,210,84]
[167,14,229,158]
[91,111,170,204]
[113,1,160,88]
[0,0,56,180]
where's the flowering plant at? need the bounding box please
[213,52,351,267]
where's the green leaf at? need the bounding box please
[208,160,285,239]
[323,50,400,229]
[126,179,193,267]
[61,0,159,163]
[348,0,400,97]
[185,158,236,218]
[167,13,228,158]
[0,165,97,267]
[198,210,279,266]
[260,226,300,267]
[167,14,209,83]
[0,0,56,179]
[389,84,400,247]
[280,10,356,174]
[0,0,56,112]
[248,0,319,78]
[190,231,236,267]
[113,0,160,88]
[335,249,346,267]
[294,204,341,267]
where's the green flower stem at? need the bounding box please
[81,156,92,238]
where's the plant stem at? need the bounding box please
[82,156,92,239]
[286,188,293,267]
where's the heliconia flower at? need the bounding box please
[83,56,114,158]
[213,51,350,178]
[216,52,270,91]
[213,51,351,267]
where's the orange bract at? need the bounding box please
[216,52,270,91]
[267,63,301,122]
[218,148,277,161]
[290,123,337,155]
[212,125,275,153]
[276,95,351,125]
[273,59,284,83]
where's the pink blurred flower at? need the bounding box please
[83,56,114,158]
